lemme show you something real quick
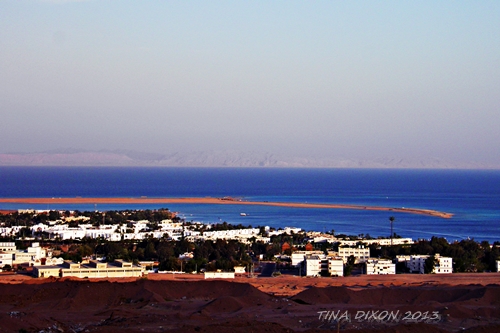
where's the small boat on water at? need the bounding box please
[240,213,247,216]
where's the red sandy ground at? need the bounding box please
[1,272,499,332]
[0,197,453,218]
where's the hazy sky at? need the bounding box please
[1,1,499,164]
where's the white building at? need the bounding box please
[337,238,413,247]
[434,256,453,274]
[233,266,246,274]
[291,250,324,267]
[0,242,16,252]
[47,226,86,240]
[202,228,260,241]
[338,246,370,264]
[85,227,122,241]
[13,242,48,265]
[365,259,396,275]
[303,255,322,277]
[408,254,452,274]
[407,255,428,273]
[0,227,14,237]
[327,256,345,277]
[312,235,337,243]
[268,227,302,237]
[204,271,235,279]
[0,242,57,267]
[395,255,412,265]
[302,254,344,277]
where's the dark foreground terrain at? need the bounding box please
[0,278,499,332]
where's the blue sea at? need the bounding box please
[1,167,499,242]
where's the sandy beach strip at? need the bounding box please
[0,197,453,218]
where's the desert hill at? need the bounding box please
[1,277,500,332]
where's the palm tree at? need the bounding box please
[389,216,395,246]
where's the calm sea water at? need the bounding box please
[1,167,499,242]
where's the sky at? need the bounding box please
[1,1,499,165]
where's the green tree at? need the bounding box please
[48,210,60,221]
[78,245,94,258]
[344,255,356,276]
[424,255,437,274]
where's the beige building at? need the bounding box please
[0,242,16,252]
[33,260,145,278]
[0,242,54,268]
[0,252,13,268]
[0,242,16,268]
[338,246,370,264]
[13,242,48,266]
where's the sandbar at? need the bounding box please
[0,197,453,218]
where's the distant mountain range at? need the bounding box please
[0,149,497,169]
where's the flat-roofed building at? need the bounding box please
[291,250,324,267]
[365,259,396,275]
[32,265,61,278]
[302,254,344,277]
[408,254,452,274]
[33,260,145,278]
[13,242,48,266]
[0,242,16,253]
[337,238,413,247]
[434,256,453,274]
[395,255,412,265]
[0,252,13,268]
[303,255,322,277]
[326,255,344,277]
[204,272,235,279]
[338,246,370,264]
[407,255,429,273]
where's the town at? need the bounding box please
[0,208,499,279]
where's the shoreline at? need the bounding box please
[0,197,453,218]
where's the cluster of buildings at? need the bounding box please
[288,246,454,277]
[397,254,453,274]
[0,241,145,279]
[25,219,185,242]
[0,242,63,268]
[3,210,414,249]
[2,210,490,279]
[3,212,272,244]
